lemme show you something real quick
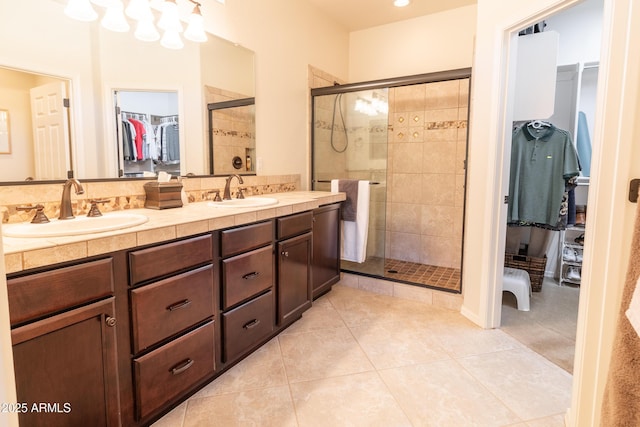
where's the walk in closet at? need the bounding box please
[115,91,181,177]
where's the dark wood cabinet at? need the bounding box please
[277,232,312,326]
[127,235,216,424]
[133,321,215,420]
[130,265,215,353]
[312,203,341,299]
[222,290,274,362]
[277,212,313,326]
[8,259,120,427]
[6,204,341,426]
[218,221,275,366]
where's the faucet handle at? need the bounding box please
[16,204,50,224]
[207,190,222,202]
[236,188,245,199]
[87,199,109,217]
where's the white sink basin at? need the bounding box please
[3,212,149,238]
[208,197,279,208]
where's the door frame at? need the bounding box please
[466,0,640,424]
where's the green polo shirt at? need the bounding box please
[508,124,580,227]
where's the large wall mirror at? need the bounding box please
[0,0,255,184]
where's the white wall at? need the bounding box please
[200,0,351,187]
[545,0,603,66]
[348,6,477,82]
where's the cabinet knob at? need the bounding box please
[281,251,289,257]
[105,316,117,327]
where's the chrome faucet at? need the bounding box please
[223,174,244,200]
[59,178,84,220]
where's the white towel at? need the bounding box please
[331,179,370,263]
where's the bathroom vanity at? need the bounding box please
[3,191,343,426]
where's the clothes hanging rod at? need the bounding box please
[314,179,379,185]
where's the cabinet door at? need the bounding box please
[12,297,120,427]
[312,204,341,299]
[277,232,312,326]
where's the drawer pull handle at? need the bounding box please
[242,271,260,280]
[105,316,117,327]
[281,251,289,257]
[170,358,194,375]
[243,318,261,329]
[167,299,192,311]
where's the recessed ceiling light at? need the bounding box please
[394,0,410,7]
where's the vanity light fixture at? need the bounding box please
[64,0,207,49]
[64,0,98,21]
[184,3,207,42]
[101,1,130,32]
[393,0,410,7]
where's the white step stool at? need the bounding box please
[503,267,532,311]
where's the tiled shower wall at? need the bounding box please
[205,86,256,175]
[311,71,469,270]
[387,79,469,269]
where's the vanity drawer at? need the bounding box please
[222,290,274,363]
[220,221,273,257]
[7,258,114,326]
[277,211,313,240]
[222,245,273,309]
[133,320,215,421]
[129,234,213,285]
[130,265,214,353]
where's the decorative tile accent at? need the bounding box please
[0,175,300,224]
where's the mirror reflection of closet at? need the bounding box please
[115,90,180,178]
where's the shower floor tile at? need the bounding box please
[342,257,461,292]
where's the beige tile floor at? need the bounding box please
[153,283,572,427]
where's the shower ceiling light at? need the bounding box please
[64,0,207,49]
[393,0,410,7]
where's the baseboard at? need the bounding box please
[460,305,483,327]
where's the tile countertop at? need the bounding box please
[2,191,346,274]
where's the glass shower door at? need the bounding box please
[311,89,389,278]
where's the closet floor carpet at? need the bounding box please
[501,277,580,373]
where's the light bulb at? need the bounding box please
[64,0,98,22]
[101,2,129,32]
[158,0,183,32]
[161,29,184,49]
[393,0,410,7]
[184,4,207,43]
[126,0,153,21]
[135,19,160,42]
[91,0,119,6]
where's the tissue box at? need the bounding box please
[144,181,183,209]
